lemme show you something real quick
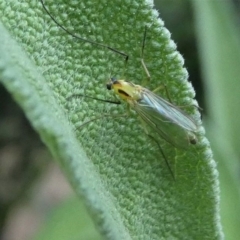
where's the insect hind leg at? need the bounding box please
[153,84,202,114]
[140,26,200,113]
[147,134,176,181]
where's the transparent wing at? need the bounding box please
[134,89,198,148]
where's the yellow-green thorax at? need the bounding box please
[106,78,143,104]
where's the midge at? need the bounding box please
[40,0,198,179]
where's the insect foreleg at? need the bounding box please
[67,94,121,105]
[140,26,151,86]
[76,113,128,130]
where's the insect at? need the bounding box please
[40,0,199,179]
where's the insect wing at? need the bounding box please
[134,89,198,148]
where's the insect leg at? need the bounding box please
[153,84,173,103]
[40,0,128,61]
[138,116,175,180]
[67,94,121,105]
[152,84,203,114]
[147,134,175,181]
[140,26,151,85]
[76,113,128,130]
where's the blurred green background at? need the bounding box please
[0,0,240,239]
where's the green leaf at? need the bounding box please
[192,0,240,239]
[0,0,222,239]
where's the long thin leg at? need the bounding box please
[67,93,121,105]
[147,134,175,181]
[140,27,176,106]
[40,0,128,61]
[152,84,203,113]
[77,109,175,180]
[140,26,172,103]
[152,84,173,103]
[138,116,175,180]
[141,26,151,85]
[77,113,128,130]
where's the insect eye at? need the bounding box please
[106,83,112,90]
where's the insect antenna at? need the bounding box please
[40,0,129,62]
